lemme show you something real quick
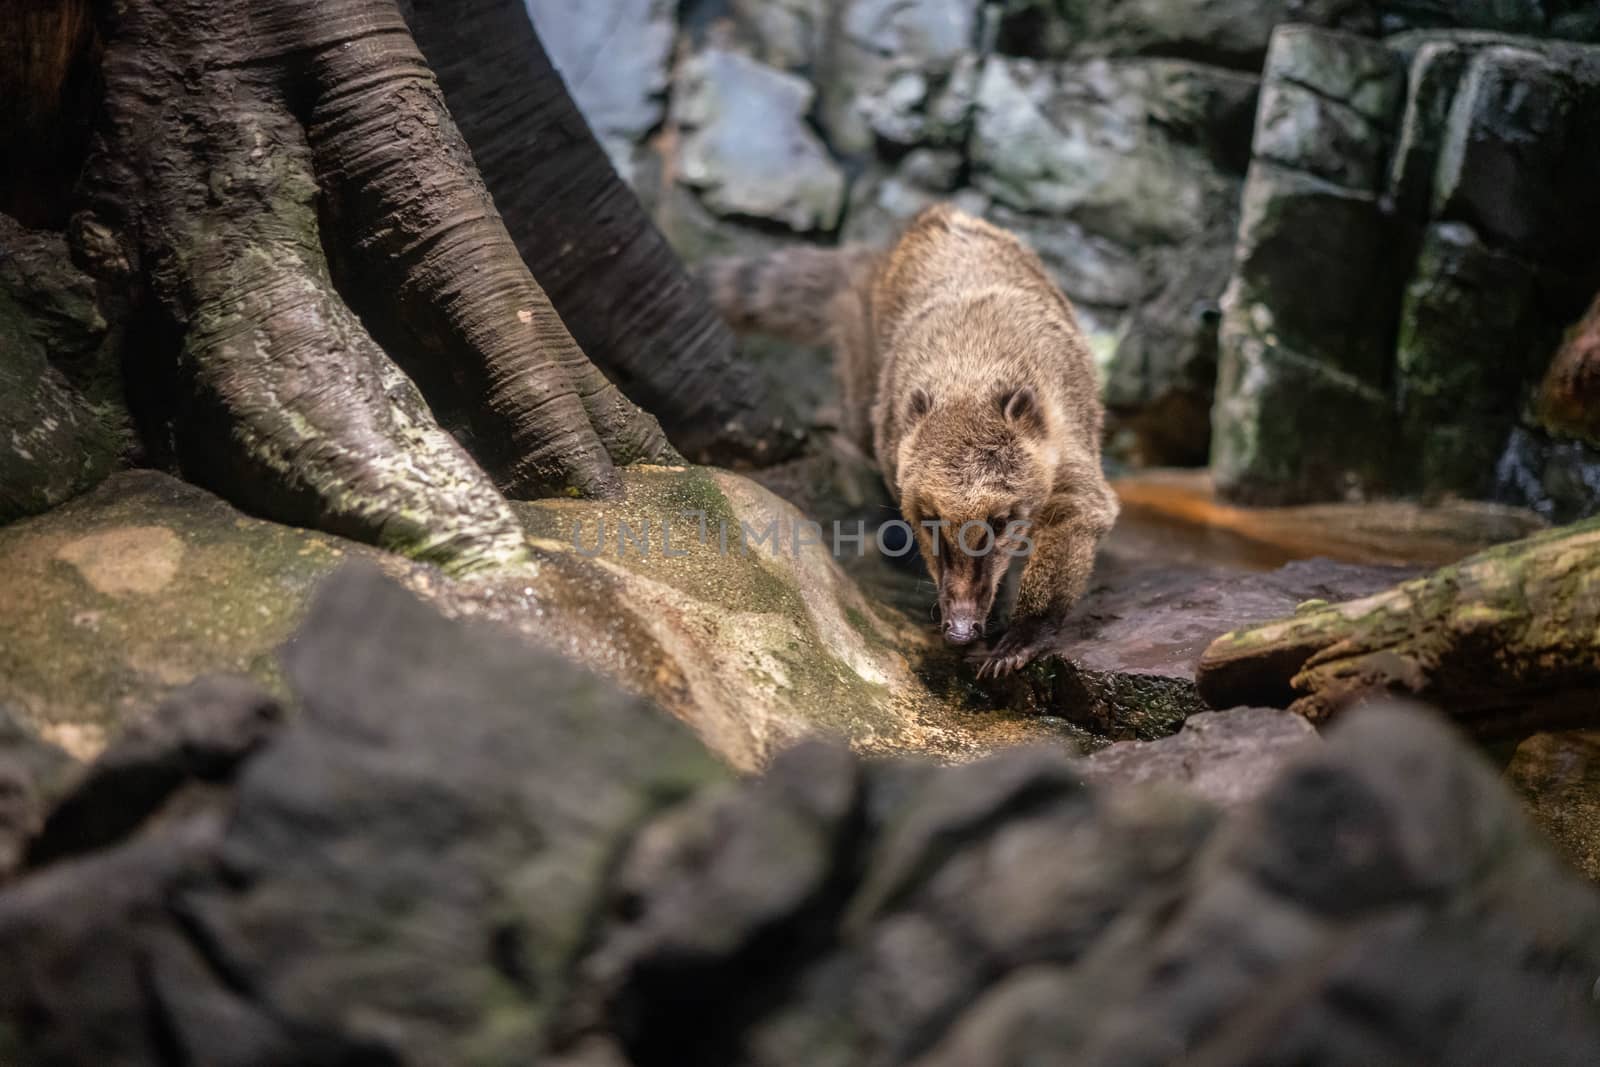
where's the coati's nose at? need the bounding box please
[943,614,979,645]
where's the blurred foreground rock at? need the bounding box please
[1508,730,1600,884]
[2,571,1598,1064]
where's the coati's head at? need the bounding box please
[896,384,1057,645]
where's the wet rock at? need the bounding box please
[0,468,1066,772]
[0,707,73,879]
[1014,556,1419,740]
[0,216,129,523]
[671,46,847,233]
[524,0,677,182]
[1078,707,1318,807]
[1507,730,1600,883]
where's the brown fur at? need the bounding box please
[703,205,1118,672]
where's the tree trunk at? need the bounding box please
[407,0,791,465]
[11,0,690,575]
[1196,518,1600,739]
[1537,291,1600,447]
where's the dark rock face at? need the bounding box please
[1212,26,1600,506]
[4,570,1597,1064]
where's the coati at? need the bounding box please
[702,204,1118,676]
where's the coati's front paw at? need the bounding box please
[973,616,1062,679]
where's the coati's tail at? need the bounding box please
[697,243,879,345]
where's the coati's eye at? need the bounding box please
[989,514,1011,536]
[907,387,933,421]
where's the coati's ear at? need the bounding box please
[907,387,933,423]
[998,385,1043,434]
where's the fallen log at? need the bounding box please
[1197,517,1600,738]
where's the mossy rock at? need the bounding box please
[0,468,1075,769]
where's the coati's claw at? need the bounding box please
[974,617,1061,679]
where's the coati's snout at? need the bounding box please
[912,506,1028,646]
[934,542,996,645]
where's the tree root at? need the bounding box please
[65,0,675,575]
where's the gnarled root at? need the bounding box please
[71,0,673,575]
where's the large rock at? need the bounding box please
[1203,26,1592,507]
[671,46,847,233]
[0,568,732,1065]
[1252,25,1406,188]
[524,0,677,182]
[1005,556,1420,740]
[0,468,1073,772]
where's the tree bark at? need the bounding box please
[44,0,683,575]
[408,0,791,465]
[1537,291,1600,447]
[1196,518,1600,739]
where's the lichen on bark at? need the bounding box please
[1197,517,1600,737]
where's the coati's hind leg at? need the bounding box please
[976,485,1118,678]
